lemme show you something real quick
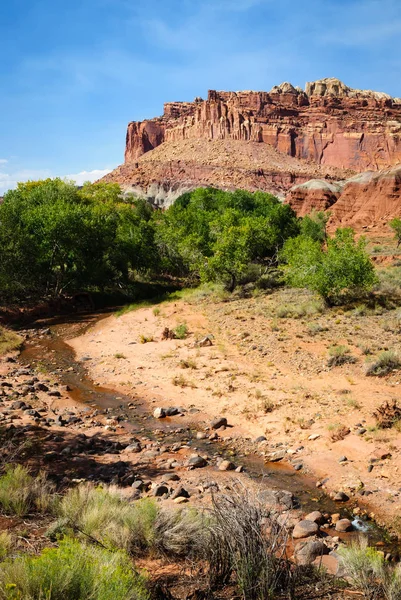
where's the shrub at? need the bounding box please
[58,485,158,554]
[0,533,12,561]
[0,537,149,600]
[154,508,208,559]
[174,323,188,339]
[152,307,160,317]
[139,335,153,344]
[282,228,377,304]
[373,400,401,429]
[338,538,385,599]
[389,217,401,248]
[0,465,55,517]
[205,487,292,599]
[0,327,22,356]
[366,351,401,377]
[327,345,356,368]
[179,358,197,369]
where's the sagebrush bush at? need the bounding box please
[327,345,356,367]
[0,465,55,517]
[174,323,188,339]
[154,508,208,558]
[58,485,157,554]
[0,537,149,600]
[366,350,401,377]
[339,538,385,599]
[338,537,401,600]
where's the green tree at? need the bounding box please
[282,228,377,303]
[300,210,330,242]
[0,179,157,299]
[389,217,401,248]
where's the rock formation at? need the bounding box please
[102,138,350,207]
[102,78,401,222]
[286,165,401,229]
[124,78,401,172]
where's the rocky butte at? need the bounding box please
[102,78,401,227]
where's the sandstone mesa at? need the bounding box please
[102,77,401,227]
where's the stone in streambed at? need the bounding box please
[293,520,319,539]
[335,518,353,532]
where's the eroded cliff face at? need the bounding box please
[124,78,401,172]
[286,166,401,229]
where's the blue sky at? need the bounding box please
[1,0,400,193]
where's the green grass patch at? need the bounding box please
[0,537,149,600]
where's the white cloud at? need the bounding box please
[0,167,113,194]
[0,159,8,165]
[64,169,113,186]
[0,169,52,194]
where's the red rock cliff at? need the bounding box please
[124,78,401,172]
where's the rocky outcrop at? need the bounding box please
[286,164,401,229]
[124,78,401,172]
[103,138,350,207]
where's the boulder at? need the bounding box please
[211,417,227,430]
[294,539,328,565]
[304,511,324,525]
[218,460,235,471]
[153,407,166,419]
[335,518,353,532]
[293,520,319,539]
[188,455,207,468]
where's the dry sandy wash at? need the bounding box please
[69,285,401,533]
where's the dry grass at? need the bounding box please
[0,326,22,356]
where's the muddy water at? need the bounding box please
[19,311,395,551]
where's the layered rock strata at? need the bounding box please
[125,78,401,172]
[286,165,401,229]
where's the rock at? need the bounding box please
[304,511,324,525]
[126,442,142,453]
[331,513,340,524]
[312,553,343,576]
[293,520,319,539]
[173,496,189,504]
[294,539,328,565]
[293,463,303,471]
[335,518,353,532]
[235,465,244,473]
[48,390,61,397]
[11,401,26,410]
[211,417,227,430]
[218,460,235,471]
[188,455,207,468]
[153,484,169,497]
[153,408,166,419]
[338,456,347,463]
[268,450,287,462]
[333,491,349,502]
[171,486,190,500]
[255,436,267,443]
[308,434,320,441]
[163,473,180,482]
[165,407,180,416]
[196,431,207,440]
